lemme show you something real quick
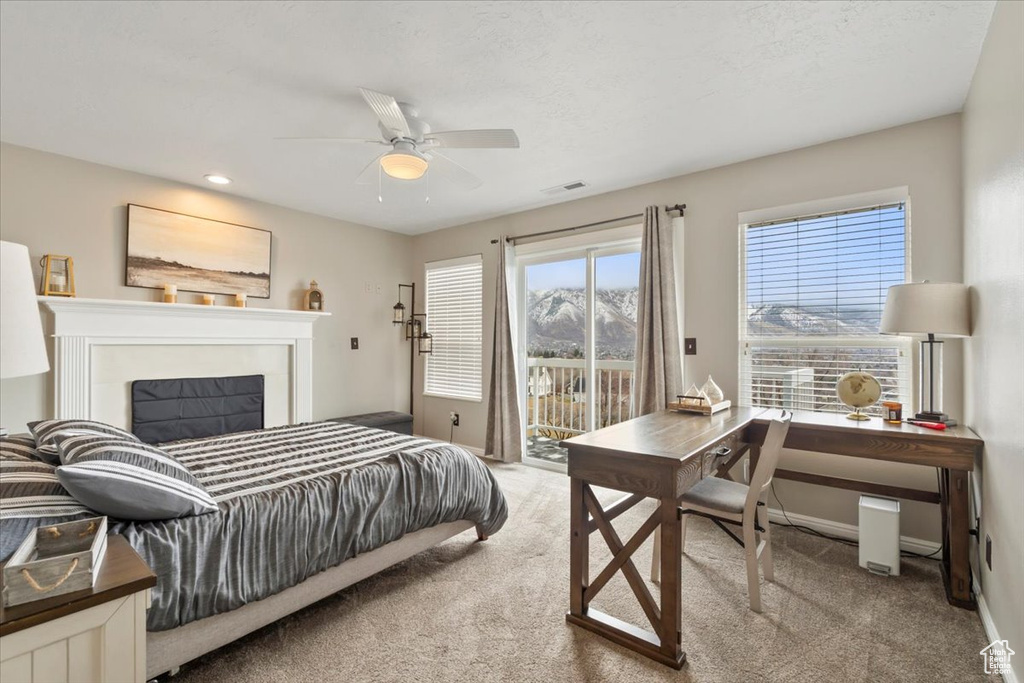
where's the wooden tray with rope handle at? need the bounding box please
[2,516,107,607]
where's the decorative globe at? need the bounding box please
[836,371,882,421]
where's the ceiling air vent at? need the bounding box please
[541,180,588,196]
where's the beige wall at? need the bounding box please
[413,114,965,542]
[0,143,414,432]
[962,0,1024,677]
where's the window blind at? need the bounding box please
[425,255,483,401]
[739,203,911,416]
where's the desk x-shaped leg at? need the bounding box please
[567,478,686,669]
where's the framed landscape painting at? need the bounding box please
[126,204,272,298]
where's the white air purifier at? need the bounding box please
[858,495,901,576]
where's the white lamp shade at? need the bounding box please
[0,241,50,378]
[880,282,971,337]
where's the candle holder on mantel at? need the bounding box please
[39,255,76,297]
[303,280,324,311]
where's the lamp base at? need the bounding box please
[915,411,957,427]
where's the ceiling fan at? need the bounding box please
[278,87,519,191]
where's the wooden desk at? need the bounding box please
[562,407,761,669]
[746,409,982,609]
[562,407,983,669]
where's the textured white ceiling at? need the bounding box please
[0,1,994,234]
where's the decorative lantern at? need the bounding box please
[392,300,406,324]
[303,280,324,311]
[405,316,421,341]
[418,330,433,355]
[39,255,75,297]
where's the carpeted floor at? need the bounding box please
[168,463,991,682]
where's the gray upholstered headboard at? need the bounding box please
[131,374,265,444]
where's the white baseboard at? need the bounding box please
[456,443,486,458]
[974,578,1019,683]
[766,508,942,556]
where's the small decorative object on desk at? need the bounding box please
[201,293,215,305]
[303,280,324,311]
[670,377,731,415]
[39,254,76,297]
[163,283,177,303]
[235,292,247,308]
[836,370,882,421]
[2,516,107,607]
[700,375,724,404]
[882,401,902,424]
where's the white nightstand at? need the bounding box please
[1,535,157,682]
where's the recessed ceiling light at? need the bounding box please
[204,174,232,185]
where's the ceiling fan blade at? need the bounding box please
[422,129,519,149]
[358,87,412,140]
[275,137,386,144]
[355,153,386,185]
[427,151,483,190]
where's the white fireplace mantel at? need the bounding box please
[39,296,330,424]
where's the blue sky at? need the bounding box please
[746,205,906,311]
[527,252,641,290]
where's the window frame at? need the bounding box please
[737,190,914,415]
[423,253,484,403]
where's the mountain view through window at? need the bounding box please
[740,203,911,415]
[524,252,641,463]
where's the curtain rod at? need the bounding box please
[489,204,685,245]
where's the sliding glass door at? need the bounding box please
[519,244,641,468]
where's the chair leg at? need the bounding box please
[680,512,688,554]
[651,524,661,583]
[758,504,774,582]
[743,516,762,613]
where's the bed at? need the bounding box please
[1,412,508,678]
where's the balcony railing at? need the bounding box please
[526,357,635,439]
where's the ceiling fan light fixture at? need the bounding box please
[380,147,428,180]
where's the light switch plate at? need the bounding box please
[350,337,359,350]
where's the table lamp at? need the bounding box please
[1,241,51,435]
[880,281,970,426]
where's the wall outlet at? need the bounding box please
[684,338,697,355]
[350,337,359,350]
[450,412,460,427]
[985,534,992,570]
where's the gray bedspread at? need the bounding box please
[4,422,507,632]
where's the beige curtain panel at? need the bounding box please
[485,239,523,462]
[633,205,683,415]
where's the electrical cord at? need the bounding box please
[769,480,943,561]
[449,421,454,444]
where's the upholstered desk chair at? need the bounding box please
[651,410,792,612]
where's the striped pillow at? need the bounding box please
[0,456,93,519]
[0,434,43,461]
[0,455,95,560]
[29,419,141,450]
[55,435,218,521]
[0,433,62,466]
